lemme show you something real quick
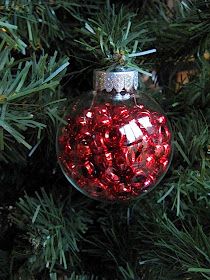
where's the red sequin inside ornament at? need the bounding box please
[58,103,172,201]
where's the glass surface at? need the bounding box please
[57,91,172,202]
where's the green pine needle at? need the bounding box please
[76,1,155,70]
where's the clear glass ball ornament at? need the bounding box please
[57,68,172,202]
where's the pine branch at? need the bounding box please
[0,48,69,162]
[0,250,9,280]
[11,188,92,275]
[0,1,210,280]
[0,19,27,53]
[50,272,104,280]
[146,0,210,60]
[75,1,155,71]
[0,0,101,51]
[150,216,210,280]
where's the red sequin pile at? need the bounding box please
[58,103,171,201]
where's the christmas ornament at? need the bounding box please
[57,69,172,201]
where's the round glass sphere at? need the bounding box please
[57,73,172,202]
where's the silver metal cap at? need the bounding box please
[94,69,139,93]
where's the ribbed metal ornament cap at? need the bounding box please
[94,68,139,93]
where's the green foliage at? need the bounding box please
[1,0,210,279]
[0,48,69,162]
[0,250,9,280]
[76,1,155,72]
[11,188,92,275]
[0,0,100,51]
[50,272,104,280]
[118,263,136,280]
[156,218,210,280]
[137,213,210,280]
[146,0,210,60]
[0,19,27,53]
[172,111,208,166]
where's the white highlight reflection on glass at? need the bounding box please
[119,116,153,144]
[120,119,143,144]
[138,116,152,131]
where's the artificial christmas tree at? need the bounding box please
[0,1,210,280]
